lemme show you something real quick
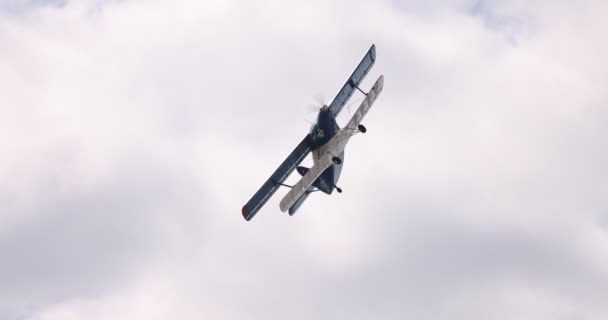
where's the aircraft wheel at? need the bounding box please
[358,124,367,133]
[336,187,343,193]
[332,156,342,165]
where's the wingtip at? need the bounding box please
[242,206,251,221]
[279,197,290,213]
[279,203,289,213]
[370,44,376,60]
[375,75,384,90]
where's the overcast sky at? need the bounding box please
[1,0,608,319]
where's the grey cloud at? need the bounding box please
[0,153,206,310]
[0,0,65,15]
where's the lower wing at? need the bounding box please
[344,75,384,131]
[279,155,333,212]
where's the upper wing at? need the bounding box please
[328,44,376,118]
[242,135,312,221]
[279,154,333,212]
[344,75,384,130]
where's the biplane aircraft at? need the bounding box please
[242,44,384,221]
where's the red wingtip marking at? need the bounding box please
[242,206,249,221]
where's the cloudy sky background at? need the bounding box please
[1,0,608,318]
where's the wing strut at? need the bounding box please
[328,44,376,118]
